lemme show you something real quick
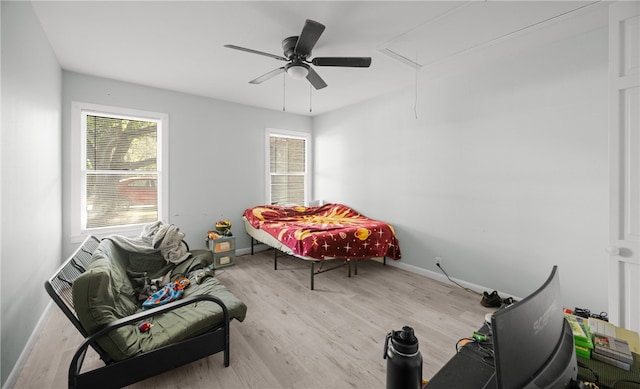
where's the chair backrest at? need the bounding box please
[44,235,113,362]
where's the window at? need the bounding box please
[71,102,168,238]
[265,128,311,205]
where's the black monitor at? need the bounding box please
[490,266,578,389]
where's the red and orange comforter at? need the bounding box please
[243,203,401,260]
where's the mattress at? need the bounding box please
[243,203,401,261]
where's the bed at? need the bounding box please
[242,203,401,289]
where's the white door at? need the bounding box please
[608,1,640,333]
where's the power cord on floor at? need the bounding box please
[436,263,482,296]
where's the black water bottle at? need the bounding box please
[384,326,423,389]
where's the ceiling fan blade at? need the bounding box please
[294,19,325,57]
[311,57,372,67]
[306,67,327,90]
[224,44,288,61]
[249,67,285,84]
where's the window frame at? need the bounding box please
[265,128,312,206]
[71,101,169,241]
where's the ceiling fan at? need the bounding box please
[225,19,372,90]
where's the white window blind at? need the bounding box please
[267,130,310,205]
[73,104,168,234]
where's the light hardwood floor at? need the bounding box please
[14,250,493,389]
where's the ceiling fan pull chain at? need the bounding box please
[414,52,419,119]
[283,73,286,111]
[309,84,313,113]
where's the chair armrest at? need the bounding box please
[69,294,229,381]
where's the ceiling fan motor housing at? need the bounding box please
[282,36,306,60]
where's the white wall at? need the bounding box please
[1,2,62,386]
[313,25,609,311]
[61,72,312,257]
[0,2,612,384]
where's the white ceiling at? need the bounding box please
[30,1,609,116]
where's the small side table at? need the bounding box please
[207,236,236,269]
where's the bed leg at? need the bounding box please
[310,263,315,290]
[383,256,387,266]
[251,238,254,255]
[274,249,278,270]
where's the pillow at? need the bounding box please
[72,257,140,361]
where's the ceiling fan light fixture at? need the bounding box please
[286,64,309,80]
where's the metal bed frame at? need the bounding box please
[249,236,386,290]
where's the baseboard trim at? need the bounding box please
[3,302,53,389]
[386,260,448,283]
[386,260,518,302]
[236,244,270,256]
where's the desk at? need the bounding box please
[425,324,640,389]
[425,325,495,389]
